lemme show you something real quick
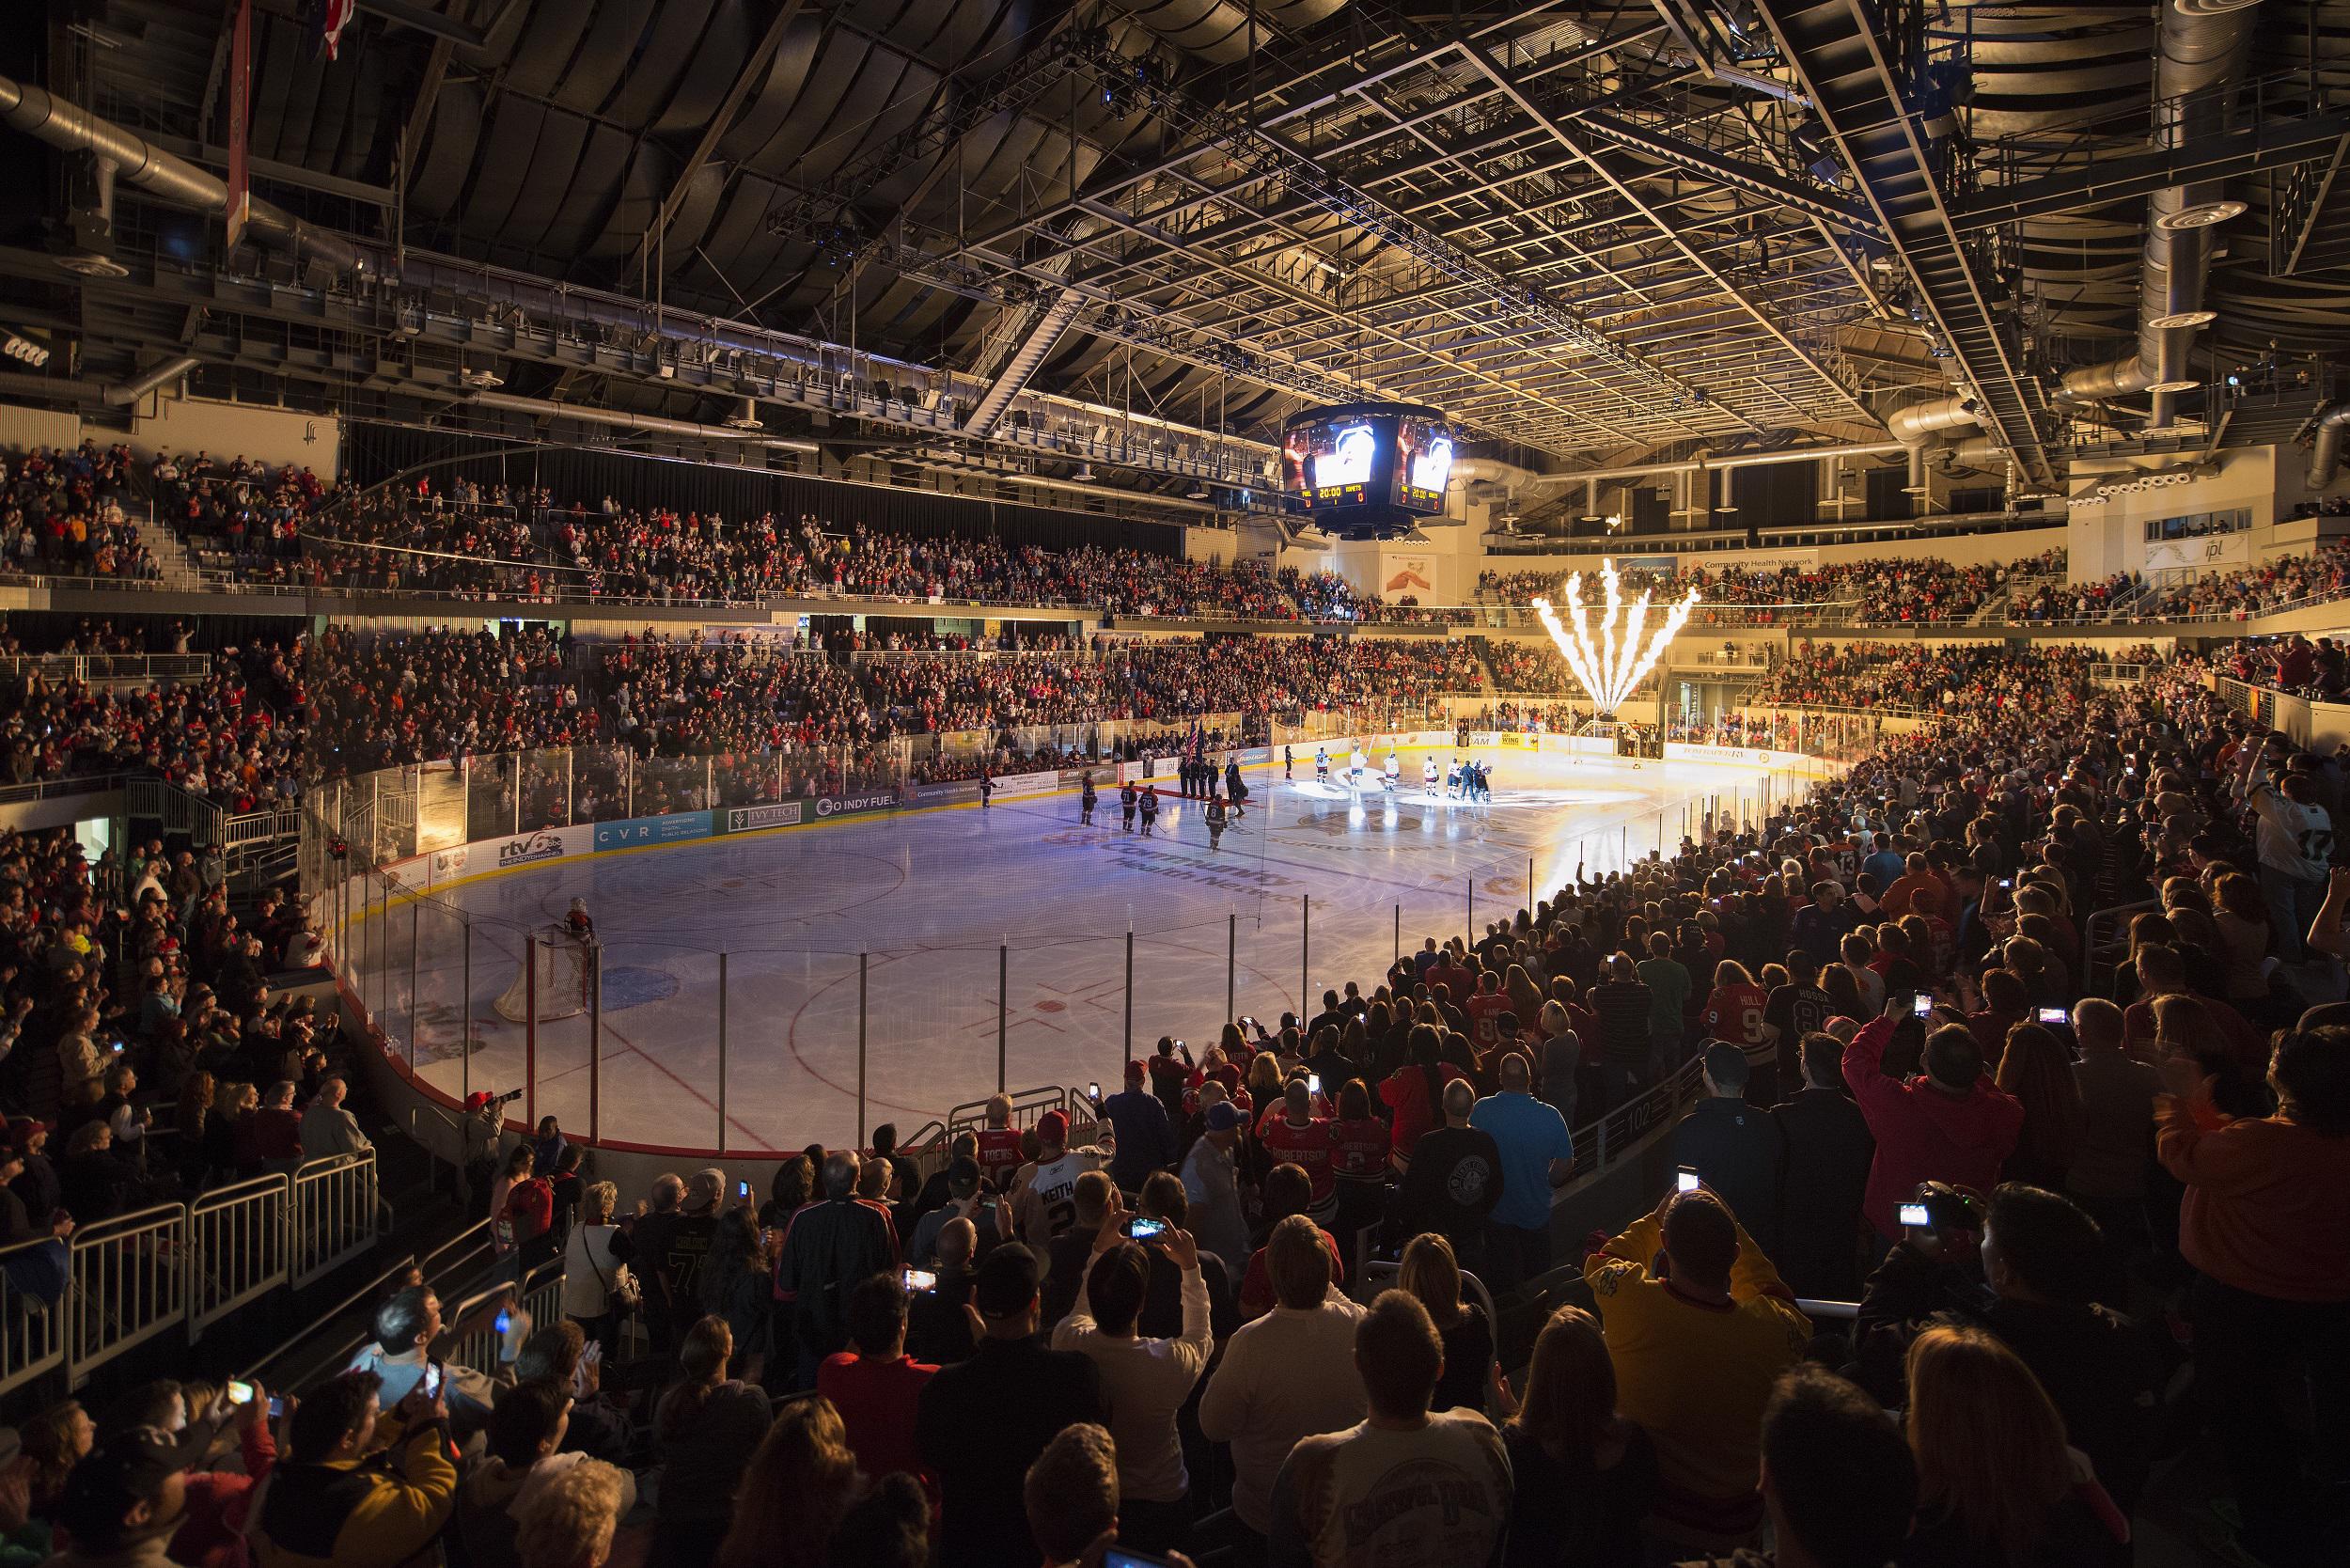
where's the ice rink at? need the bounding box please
[358,747,1786,1153]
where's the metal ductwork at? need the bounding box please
[1102,1,1349,65]
[1887,394,1981,447]
[470,391,820,453]
[0,355,199,409]
[2056,0,2262,426]
[0,74,367,274]
[103,355,200,407]
[1888,394,1982,494]
[2307,400,2350,490]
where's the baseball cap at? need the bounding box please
[1204,1101,1244,1133]
[464,1091,494,1110]
[972,1242,1041,1318]
[6,1117,48,1144]
[1036,1109,1069,1145]
[1126,1059,1148,1081]
[55,1437,182,1552]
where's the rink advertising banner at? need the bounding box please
[720,801,806,833]
[813,789,903,819]
[490,825,593,870]
[917,780,981,806]
[1498,732,1530,748]
[1469,730,1500,747]
[595,811,715,851]
[987,770,1058,799]
[431,845,470,881]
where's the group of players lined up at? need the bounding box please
[1291,744,1494,801]
[1071,763,1254,851]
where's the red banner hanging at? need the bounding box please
[225,0,251,251]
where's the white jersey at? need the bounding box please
[1423,759,1438,784]
[1350,749,1368,776]
[1013,1146,1107,1240]
[1385,753,1401,777]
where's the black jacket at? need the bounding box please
[916,1335,1107,1568]
[1396,1124,1504,1247]
[1769,1087,1875,1300]
[1670,1097,1787,1257]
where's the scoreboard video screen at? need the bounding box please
[1279,402,1456,519]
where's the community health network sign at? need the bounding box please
[594,810,714,851]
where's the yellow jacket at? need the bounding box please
[1584,1214,1810,1522]
[252,1412,457,1568]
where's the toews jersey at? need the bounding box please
[1257,1112,1337,1204]
[973,1126,1026,1191]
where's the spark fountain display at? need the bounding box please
[1530,559,1702,720]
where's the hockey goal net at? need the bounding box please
[493,926,596,1023]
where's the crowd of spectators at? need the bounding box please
[0,619,304,811]
[1746,640,2154,717]
[15,588,2350,1568]
[1,445,163,581]
[149,456,1449,620]
[1478,550,2068,627]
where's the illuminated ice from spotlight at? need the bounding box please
[1531,558,1700,719]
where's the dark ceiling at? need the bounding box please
[8,0,2350,494]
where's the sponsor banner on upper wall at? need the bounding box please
[1497,732,1531,748]
[2144,534,2249,574]
[987,770,1059,799]
[594,810,714,852]
[1468,730,1500,747]
[813,789,904,820]
[720,801,806,834]
[918,779,982,806]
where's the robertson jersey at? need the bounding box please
[1257,1113,1337,1203]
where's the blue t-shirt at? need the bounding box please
[1468,1091,1576,1231]
[1863,849,1907,890]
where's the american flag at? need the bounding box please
[311,0,355,60]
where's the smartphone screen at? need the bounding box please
[1675,1167,1700,1194]
[227,1380,256,1405]
[736,1181,750,1200]
[901,1267,938,1294]
[494,1309,511,1336]
[1103,1551,1175,1568]
[1125,1215,1167,1241]
[421,1361,444,1398]
[2037,1006,2068,1025]
[1088,1082,1101,1101]
[267,1395,286,1419]
[1898,1202,1933,1229]
[1911,993,1934,1018]
[1307,1073,1321,1095]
